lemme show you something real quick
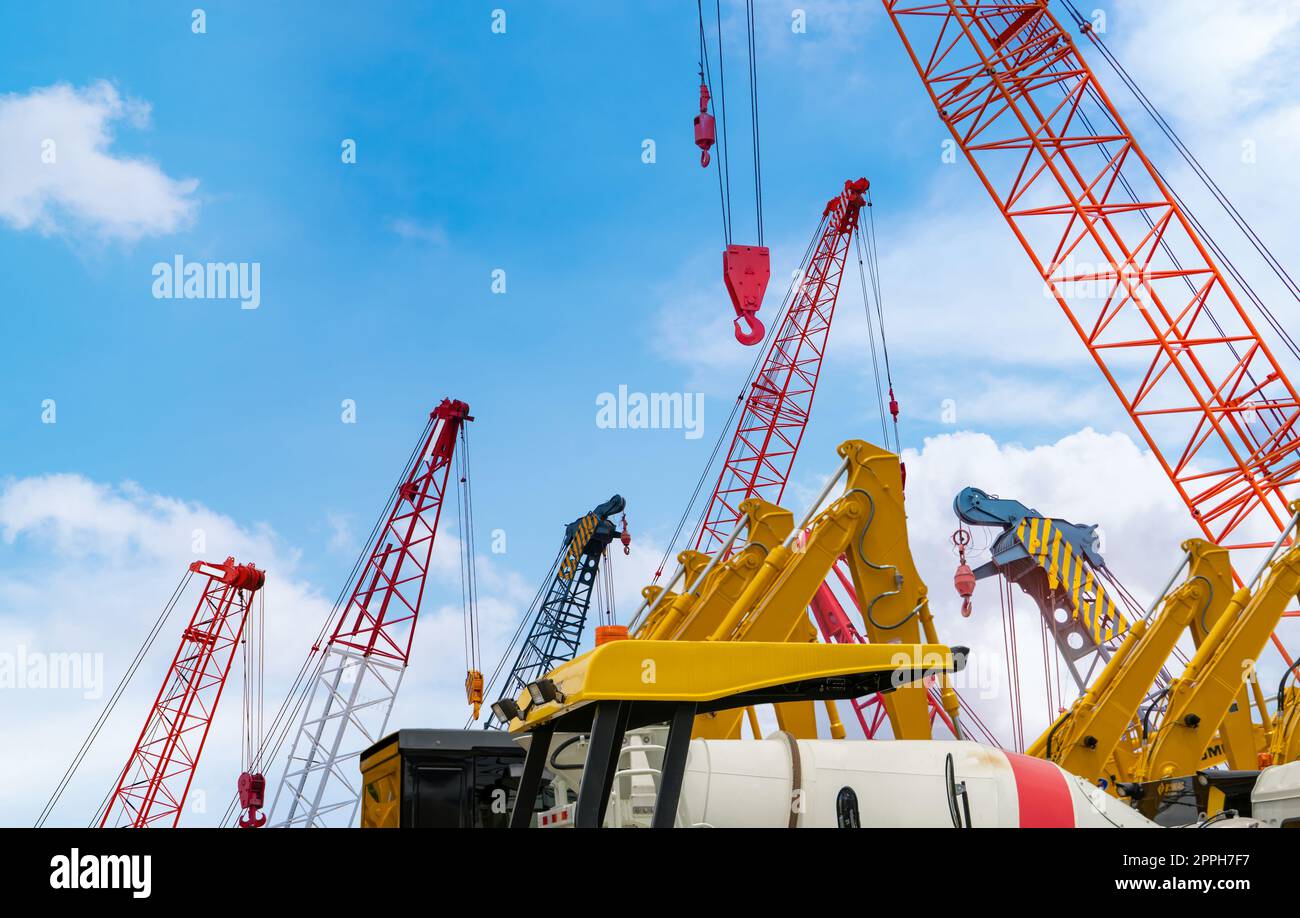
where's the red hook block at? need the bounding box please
[724,244,770,346]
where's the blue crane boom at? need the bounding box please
[485,495,626,727]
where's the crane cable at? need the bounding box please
[999,576,1026,752]
[697,0,764,245]
[745,0,764,246]
[241,585,266,773]
[1049,1,1296,441]
[1061,0,1300,365]
[853,204,901,453]
[698,0,732,243]
[35,568,194,828]
[456,424,481,682]
[600,546,618,627]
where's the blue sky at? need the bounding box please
[4,1,1300,825]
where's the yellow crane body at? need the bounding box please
[1136,533,1300,783]
[627,439,959,743]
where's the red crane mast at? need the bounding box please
[270,397,472,827]
[100,557,265,828]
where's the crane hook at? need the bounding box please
[694,76,715,170]
[734,310,765,346]
[237,771,268,828]
[238,810,268,829]
[723,244,771,347]
[952,528,975,618]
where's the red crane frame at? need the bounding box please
[881,0,1300,664]
[325,397,472,664]
[271,397,472,827]
[101,557,265,828]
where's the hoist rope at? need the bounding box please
[698,0,733,244]
[864,195,901,451]
[854,230,892,452]
[35,569,194,828]
[456,425,481,677]
[698,0,764,246]
[1000,577,1025,752]
[744,0,764,245]
[1061,0,1300,364]
[600,547,617,626]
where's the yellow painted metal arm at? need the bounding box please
[640,500,793,641]
[837,439,951,739]
[506,640,960,733]
[1271,686,1300,765]
[1178,541,1260,769]
[1029,542,1222,783]
[1137,536,1300,781]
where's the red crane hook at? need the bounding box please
[723,244,771,346]
[952,528,975,618]
[694,78,716,168]
[237,771,268,829]
[619,515,631,556]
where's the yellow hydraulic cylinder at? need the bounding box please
[1271,686,1300,765]
[1178,540,1260,770]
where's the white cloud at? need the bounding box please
[1111,0,1300,122]
[0,474,539,826]
[324,512,355,554]
[388,217,447,246]
[861,428,1194,748]
[0,81,198,241]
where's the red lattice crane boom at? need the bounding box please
[270,397,472,827]
[682,179,977,740]
[881,0,1300,664]
[100,557,265,828]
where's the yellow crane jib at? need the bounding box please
[1133,506,1300,787]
